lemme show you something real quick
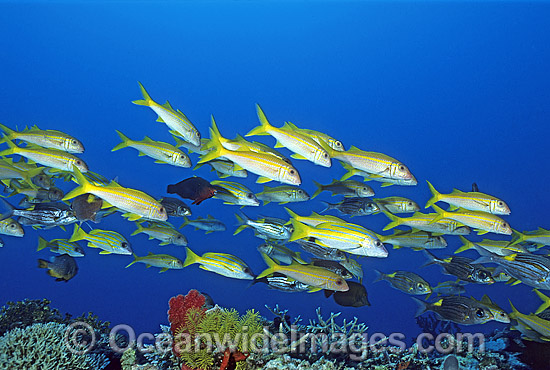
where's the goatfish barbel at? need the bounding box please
[132,82,201,146]
[63,166,167,221]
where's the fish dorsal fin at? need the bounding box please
[147,252,155,256]
[142,136,154,143]
[480,294,492,305]
[207,215,214,219]
[162,101,174,110]
[450,188,465,194]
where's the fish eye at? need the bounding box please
[290,170,295,174]
[475,308,485,318]
[478,271,488,279]
[417,283,423,289]
[336,142,342,147]
[76,160,81,165]
[399,165,405,170]
[502,222,508,228]
[243,267,251,274]
[375,241,382,247]
[498,201,503,206]
[247,193,253,198]
[160,207,166,214]
[9,224,15,229]
[335,279,343,286]
[72,140,77,144]
[323,153,328,158]
[408,202,413,206]
[121,242,128,248]
[298,190,303,194]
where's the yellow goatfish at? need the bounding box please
[430,204,512,235]
[0,123,84,153]
[246,104,332,167]
[132,82,201,146]
[112,130,191,168]
[425,181,511,215]
[199,116,301,185]
[63,166,167,221]
[0,138,88,173]
[284,122,345,152]
[331,146,414,181]
[256,253,349,292]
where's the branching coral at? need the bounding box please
[0,322,109,370]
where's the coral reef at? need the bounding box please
[0,298,70,335]
[0,321,109,370]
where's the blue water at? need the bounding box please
[1,0,550,346]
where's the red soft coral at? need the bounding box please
[168,289,206,335]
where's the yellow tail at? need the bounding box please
[425,181,441,209]
[246,104,273,136]
[132,81,153,106]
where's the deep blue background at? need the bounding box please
[1,1,550,344]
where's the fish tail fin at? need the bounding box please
[424,181,441,209]
[256,252,279,279]
[311,180,323,199]
[37,259,50,269]
[319,201,333,214]
[288,219,310,242]
[0,136,18,157]
[411,296,430,317]
[68,224,89,242]
[429,204,446,223]
[112,130,131,151]
[125,254,139,268]
[179,217,190,229]
[508,229,526,246]
[373,270,386,283]
[421,250,440,268]
[381,209,403,231]
[0,123,15,141]
[246,104,273,136]
[455,235,474,254]
[37,236,49,251]
[284,207,299,220]
[183,247,200,267]
[63,166,95,201]
[197,125,228,164]
[204,115,229,150]
[0,198,14,221]
[470,246,496,265]
[131,222,143,236]
[534,289,550,315]
[233,212,250,235]
[132,81,153,106]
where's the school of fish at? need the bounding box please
[1,82,550,338]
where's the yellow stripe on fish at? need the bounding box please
[63,166,167,221]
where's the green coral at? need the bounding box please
[0,322,109,370]
[178,307,265,370]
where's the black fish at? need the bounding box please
[38,254,78,282]
[71,193,103,223]
[167,176,217,205]
[160,197,192,217]
[325,281,370,307]
[423,251,494,285]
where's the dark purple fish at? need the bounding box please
[167,177,217,205]
[71,193,103,223]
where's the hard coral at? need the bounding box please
[168,290,206,335]
[0,298,70,336]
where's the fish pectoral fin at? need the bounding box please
[475,229,489,235]
[99,251,112,255]
[123,213,143,221]
[159,241,170,246]
[256,176,273,184]
[274,141,285,148]
[290,153,307,160]
[137,152,147,157]
[159,268,169,273]
[154,160,168,164]
[156,117,165,123]
[199,265,211,271]
[308,286,322,293]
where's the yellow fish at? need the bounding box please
[63,166,167,221]
[132,82,201,146]
[430,204,512,235]
[0,123,84,153]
